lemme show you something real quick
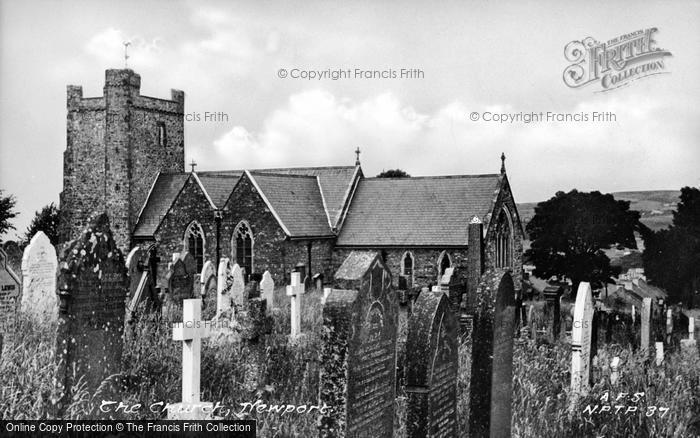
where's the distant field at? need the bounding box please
[517,190,680,232]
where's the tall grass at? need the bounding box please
[2,295,699,437]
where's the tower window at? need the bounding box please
[233,221,254,279]
[157,122,167,147]
[184,221,205,272]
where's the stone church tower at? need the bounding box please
[59,69,185,249]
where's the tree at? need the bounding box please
[0,189,18,243]
[376,169,410,178]
[643,187,700,307]
[525,190,642,292]
[22,203,61,247]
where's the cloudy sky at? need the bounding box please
[1,0,698,238]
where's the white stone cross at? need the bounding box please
[173,299,211,403]
[286,272,305,338]
[610,356,620,385]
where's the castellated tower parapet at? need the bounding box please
[59,69,185,250]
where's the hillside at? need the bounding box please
[517,190,680,232]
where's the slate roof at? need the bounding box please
[247,171,335,237]
[254,166,358,227]
[336,174,502,247]
[133,173,190,238]
[196,172,243,207]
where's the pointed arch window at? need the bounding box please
[401,251,414,288]
[495,208,513,268]
[184,221,205,272]
[233,221,253,277]
[437,251,451,280]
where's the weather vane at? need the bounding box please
[123,41,131,68]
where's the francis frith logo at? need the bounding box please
[563,28,672,92]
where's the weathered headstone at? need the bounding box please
[216,258,232,316]
[631,305,636,324]
[543,285,561,342]
[319,251,397,438]
[20,231,58,320]
[655,342,664,366]
[125,246,150,320]
[690,316,695,340]
[321,287,331,305]
[0,248,21,350]
[680,316,698,355]
[405,291,458,437]
[440,267,464,314]
[528,305,536,341]
[469,269,515,438]
[230,263,245,308]
[55,214,128,405]
[286,272,305,340]
[666,309,673,344]
[260,270,275,311]
[610,356,620,385]
[570,282,594,401]
[166,252,197,304]
[641,297,652,352]
[168,298,215,420]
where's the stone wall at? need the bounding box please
[59,69,184,250]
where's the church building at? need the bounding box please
[58,69,524,304]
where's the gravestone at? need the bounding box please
[405,291,458,437]
[440,267,463,314]
[610,356,620,385]
[20,231,58,320]
[0,248,21,349]
[216,258,232,316]
[666,309,673,344]
[168,298,215,420]
[166,252,197,305]
[655,342,664,366]
[321,287,331,305]
[125,246,150,320]
[469,269,515,438]
[230,263,245,309]
[689,316,695,340]
[319,251,397,438]
[528,305,536,341]
[55,214,128,406]
[641,297,652,351]
[543,285,561,341]
[570,282,594,401]
[260,270,275,311]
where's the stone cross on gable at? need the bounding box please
[286,272,305,339]
[173,299,211,404]
[189,159,197,173]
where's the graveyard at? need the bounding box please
[0,216,699,437]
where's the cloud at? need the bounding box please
[84,28,164,70]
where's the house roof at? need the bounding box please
[336,174,502,247]
[247,171,335,238]
[133,172,190,238]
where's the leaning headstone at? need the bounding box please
[260,270,275,311]
[54,214,128,407]
[125,246,151,320]
[319,251,397,438]
[570,282,594,403]
[0,248,21,350]
[230,263,245,309]
[200,261,216,298]
[469,269,515,438]
[405,291,458,437]
[216,258,232,316]
[168,298,216,420]
[20,231,58,320]
[641,297,652,352]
